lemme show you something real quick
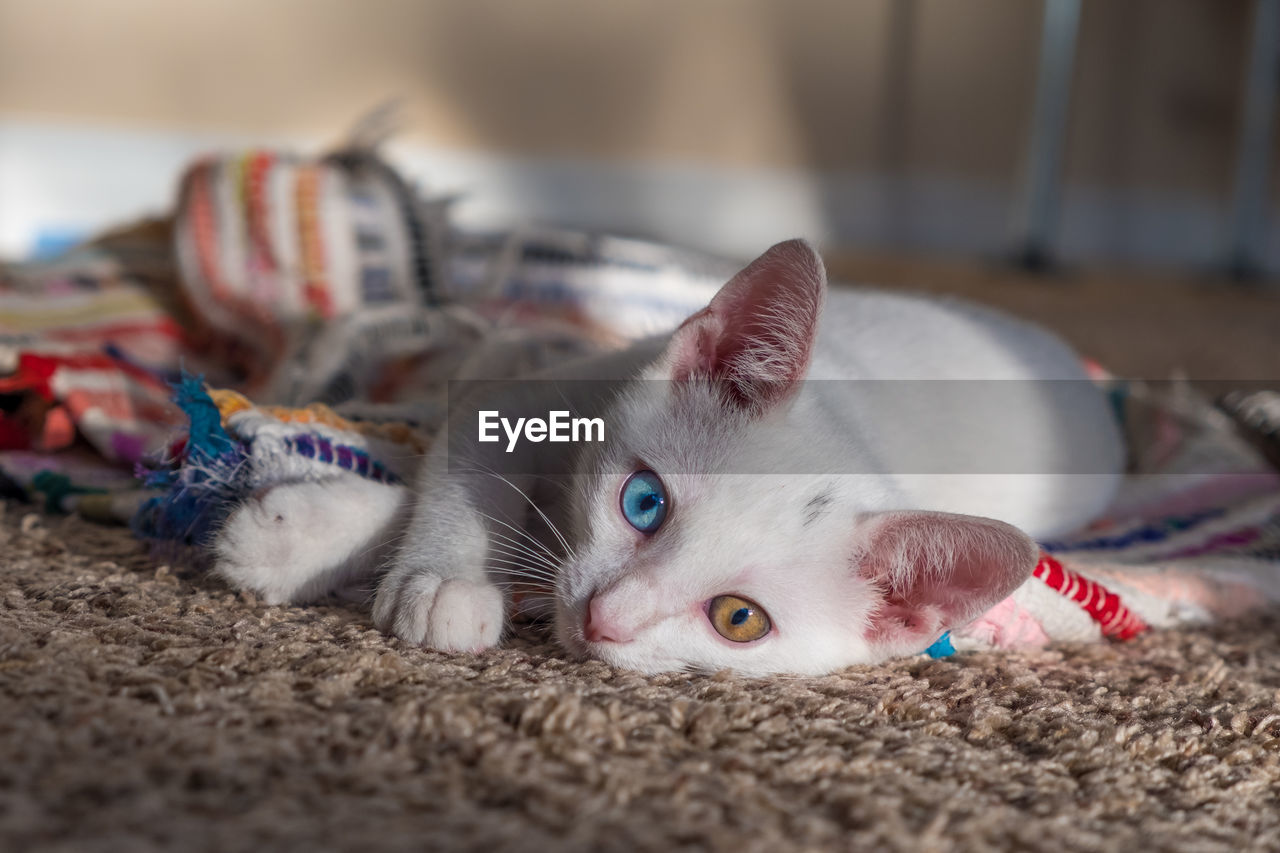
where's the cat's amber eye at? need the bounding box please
[707,595,771,643]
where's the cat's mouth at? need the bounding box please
[550,595,588,653]
[554,605,598,660]
[554,608,691,673]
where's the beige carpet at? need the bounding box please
[4,502,1280,852]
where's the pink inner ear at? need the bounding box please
[856,511,1039,654]
[664,239,825,414]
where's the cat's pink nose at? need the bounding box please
[583,594,635,644]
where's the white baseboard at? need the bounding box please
[2,117,1274,273]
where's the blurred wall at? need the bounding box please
[0,0,1272,267]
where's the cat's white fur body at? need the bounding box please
[215,241,1123,675]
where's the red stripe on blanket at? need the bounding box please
[1033,553,1149,640]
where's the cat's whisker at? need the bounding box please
[482,555,559,583]
[486,574,553,590]
[349,527,409,565]
[486,547,560,578]
[484,529,564,572]
[471,507,563,564]
[483,540,560,573]
[484,572,557,598]
[444,468,555,544]
[484,531,560,562]
[487,575,555,590]
[473,506,566,567]
[482,532,563,584]
[550,382,592,427]
[480,537,560,571]
[462,463,577,561]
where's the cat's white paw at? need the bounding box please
[213,476,406,605]
[214,484,330,604]
[373,574,505,652]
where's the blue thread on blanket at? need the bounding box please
[1039,507,1225,553]
[923,632,955,659]
[282,435,396,483]
[132,374,247,546]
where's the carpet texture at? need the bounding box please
[4,502,1280,852]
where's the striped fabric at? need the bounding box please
[1031,553,1149,641]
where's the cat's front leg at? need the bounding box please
[371,471,509,652]
[374,377,582,653]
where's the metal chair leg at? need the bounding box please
[1225,0,1279,280]
[1011,0,1082,272]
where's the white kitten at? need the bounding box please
[216,240,1123,675]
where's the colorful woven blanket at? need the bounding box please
[3,144,1279,655]
[2,146,725,517]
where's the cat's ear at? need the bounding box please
[662,239,826,414]
[852,511,1038,658]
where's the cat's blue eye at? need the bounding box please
[620,469,668,533]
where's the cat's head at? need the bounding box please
[555,240,1038,675]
